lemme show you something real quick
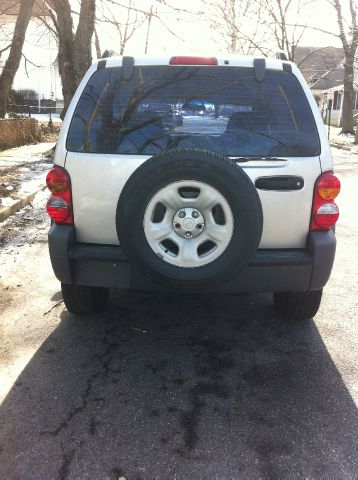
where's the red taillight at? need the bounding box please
[46,167,68,194]
[317,172,340,200]
[310,172,340,231]
[169,56,218,65]
[46,166,73,224]
[46,196,71,222]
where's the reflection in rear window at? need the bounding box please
[67,66,320,157]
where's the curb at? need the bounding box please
[0,185,46,223]
[330,142,352,152]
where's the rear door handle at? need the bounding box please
[255,176,304,191]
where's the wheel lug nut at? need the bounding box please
[185,232,192,238]
[192,210,199,218]
[178,210,185,218]
[174,223,181,229]
[197,224,203,230]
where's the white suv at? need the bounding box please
[46,55,340,320]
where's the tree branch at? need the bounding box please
[0,44,11,56]
[285,22,340,38]
[153,0,195,15]
[296,47,331,68]
[22,53,43,77]
[156,15,185,42]
[35,15,58,38]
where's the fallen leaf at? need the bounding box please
[130,326,148,333]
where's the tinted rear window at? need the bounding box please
[67,66,320,157]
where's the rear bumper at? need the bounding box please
[48,224,336,293]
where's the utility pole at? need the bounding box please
[144,4,153,54]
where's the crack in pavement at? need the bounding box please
[58,443,76,480]
[40,318,124,438]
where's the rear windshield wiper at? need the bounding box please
[231,157,287,162]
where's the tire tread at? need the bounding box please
[274,289,323,321]
[61,283,109,315]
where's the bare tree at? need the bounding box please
[97,0,147,55]
[329,0,358,135]
[0,0,35,117]
[207,0,312,59]
[143,1,188,54]
[207,0,270,56]
[97,0,186,56]
[37,0,96,116]
[258,0,314,61]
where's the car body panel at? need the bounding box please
[64,151,321,248]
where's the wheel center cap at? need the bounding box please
[183,218,195,230]
[173,207,205,239]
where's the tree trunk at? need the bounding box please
[330,0,358,136]
[51,0,95,117]
[341,60,355,134]
[94,28,101,59]
[0,0,35,118]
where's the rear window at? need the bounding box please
[67,66,320,157]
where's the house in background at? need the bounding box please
[311,68,345,127]
[294,46,358,127]
[294,46,344,84]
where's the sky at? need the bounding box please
[0,0,343,100]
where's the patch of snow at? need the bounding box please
[30,113,62,123]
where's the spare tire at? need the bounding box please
[116,148,263,290]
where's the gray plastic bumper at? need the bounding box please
[48,224,336,293]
